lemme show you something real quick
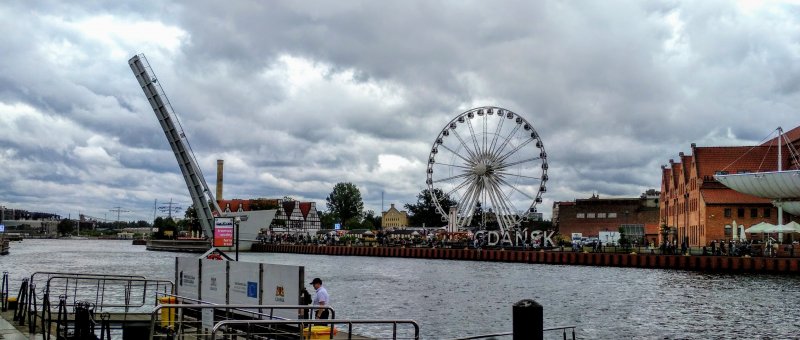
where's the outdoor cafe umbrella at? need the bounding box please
[744,222,775,234]
[763,221,800,243]
[760,221,800,234]
[772,221,800,233]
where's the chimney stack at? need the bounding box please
[216,159,224,200]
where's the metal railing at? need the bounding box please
[210,319,421,340]
[42,275,172,310]
[148,303,338,340]
[451,325,577,339]
[34,274,173,338]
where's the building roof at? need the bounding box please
[762,125,800,147]
[701,189,772,205]
[694,146,781,178]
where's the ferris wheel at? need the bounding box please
[426,106,548,233]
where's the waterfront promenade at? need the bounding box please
[252,243,800,274]
[0,311,36,340]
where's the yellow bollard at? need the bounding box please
[158,296,176,328]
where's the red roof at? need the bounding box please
[299,202,312,218]
[701,189,771,204]
[694,146,781,178]
[762,126,800,147]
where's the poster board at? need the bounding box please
[262,263,303,320]
[200,259,228,303]
[174,257,304,321]
[228,261,261,305]
[176,257,199,300]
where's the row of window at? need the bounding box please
[576,212,618,219]
[724,208,770,218]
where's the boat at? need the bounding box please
[146,238,211,252]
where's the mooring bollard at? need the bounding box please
[513,299,543,340]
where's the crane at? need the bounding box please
[128,54,222,240]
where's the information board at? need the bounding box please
[229,261,261,305]
[262,263,303,320]
[176,257,200,300]
[214,217,235,247]
[200,259,228,303]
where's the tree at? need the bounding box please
[362,210,381,229]
[178,206,201,234]
[153,217,178,239]
[250,199,280,211]
[318,211,336,229]
[57,218,74,236]
[469,201,483,229]
[404,188,457,228]
[326,182,364,225]
[343,216,362,230]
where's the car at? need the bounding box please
[584,237,600,247]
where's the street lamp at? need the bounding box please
[234,216,241,261]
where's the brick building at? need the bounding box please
[659,126,800,247]
[553,191,660,243]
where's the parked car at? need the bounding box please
[584,237,600,247]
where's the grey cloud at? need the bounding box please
[2,1,800,221]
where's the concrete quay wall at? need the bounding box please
[251,244,800,274]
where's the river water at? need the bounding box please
[2,239,799,339]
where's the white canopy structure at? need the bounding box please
[714,127,800,242]
[714,170,800,199]
[782,201,800,215]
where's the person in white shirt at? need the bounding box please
[310,277,330,319]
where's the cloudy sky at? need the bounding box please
[2,0,800,222]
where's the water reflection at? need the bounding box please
[4,240,800,338]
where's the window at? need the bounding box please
[715,170,729,175]
[750,208,757,218]
[586,213,596,218]
[608,213,617,218]
[764,208,771,218]
[577,213,585,218]
[724,208,731,218]
[724,225,732,236]
[737,208,744,218]
[597,213,607,218]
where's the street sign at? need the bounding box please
[334,223,341,230]
[0,224,4,232]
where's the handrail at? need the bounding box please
[209,319,421,340]
[451,325,577,340]
[30,272,147,301]
[153,292,336,318]
[44,275,173,309]
[148,304,337,340]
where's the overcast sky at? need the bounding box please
[2,0,800,223]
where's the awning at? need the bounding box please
[715,170,800,199]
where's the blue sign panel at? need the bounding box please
[334,223,341,230]
[247,281,258,298]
